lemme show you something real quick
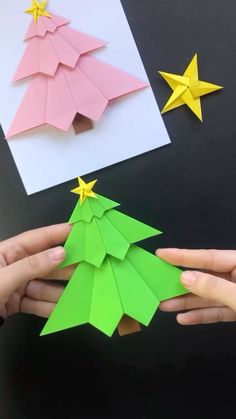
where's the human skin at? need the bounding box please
[0,223,73,319]
[157,248,236,325]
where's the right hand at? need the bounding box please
[157,248,236,325]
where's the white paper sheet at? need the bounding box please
[0,0,170,195]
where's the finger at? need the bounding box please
[21,298,56,318]
[181,271,236,311]
[0,247,65,303]
[156,249,236,273]
[0,224,71,265]
[177,307,236,325]
[159,294,223,312]
[26,280,64,303]
[43,265,76,281]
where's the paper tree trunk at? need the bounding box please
[7,13,147,138]
[41,193,187,337]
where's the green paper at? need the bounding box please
[42,245,184,337]
[41,263,94,336]
[60,222,86,268]
[93,216,130,262]
[42,259,123,337]
[106,210,162,243]
[111,256,159,326]
[63,205,161,269]
[126,246,188,301]
[90,194,120,216]
[69,194,120,224]
[41,188,188,338]
[84,218,109,267]
[90,258,123,336]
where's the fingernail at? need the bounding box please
[181,271,197,286]
[156,248,170,256]
[48,247,65,263]
[157,248,179,255]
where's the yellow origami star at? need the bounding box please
[71,177,97,205]
[159,54,223,121]
[25,0,51,22]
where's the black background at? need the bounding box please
[1,0,236,417]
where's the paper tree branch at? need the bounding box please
[61,206,161,268]
[14,15,106,81]
[41,246,187,337]
[25,13,70,39]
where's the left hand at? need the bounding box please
[0,224,73,320]
[156,248,236,325]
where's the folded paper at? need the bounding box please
[14,16,107,81]
[159,54,223,121]
[41,178,188,337]
[7,2,147,138]
[7,55,147,137]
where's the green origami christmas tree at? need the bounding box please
[41,178,187,337]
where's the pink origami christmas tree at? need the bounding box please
[7,1,147,138]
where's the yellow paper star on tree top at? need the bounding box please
[71,177,97,205]
[25,0,51,22]
[159,54,223,121]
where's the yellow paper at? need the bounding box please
[159,54,223,121]
[25,0,51,22]
[71,177,97,205]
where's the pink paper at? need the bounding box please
[58,26,106,55]
[47,67,76,131]
[48,31,79,69]
[15,25,106,81]
[8,12,148,138]
[25,13,70,40]
[64,66,108,121]
[7,55,147,137]
[79,55,149,99]
[13,35,59,81]
[7,75,47,138]
[40,35,59,77]
[13,37,40,81]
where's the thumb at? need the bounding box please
[0,247,65,304]
[181,271,236,312]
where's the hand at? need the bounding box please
[157,248,236,325]
[0,224,72,321]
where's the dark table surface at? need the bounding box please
[1,0,236,418]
